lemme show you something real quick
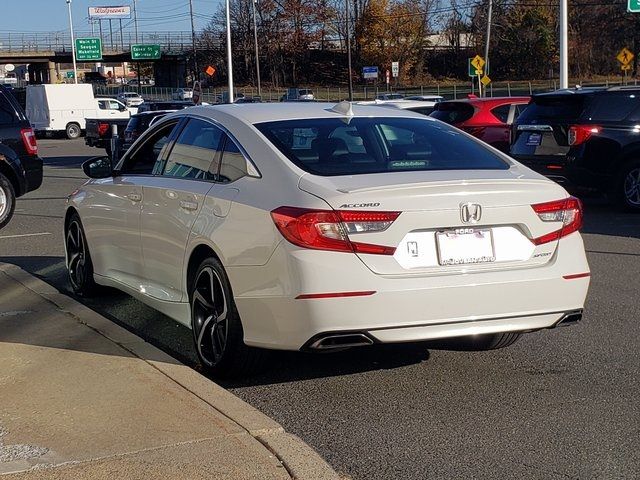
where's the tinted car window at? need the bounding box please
[407,106,434,116]
[587,93,640,122]
[517,95,586,123]
[120,121,178,175]
[0,92,17,124]
[218,137,248,183]
[430,102,475,124]
[256,117,509,176]
[513,103,528,120]
[163,118,223,180]
[491,104,510,123]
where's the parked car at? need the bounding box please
[123,110,177,150]
[234,96,262,104]
[430,96,530,152]
[117,92,144,107]
[376,93,405,101]
[511,86,640,210]
[137,101,194,113]
[67,102,589,377]
[281,88,314,101]
[173,88,193,100]
[85,118,130,156]
[0,85,42,228]
[405,95,444,103]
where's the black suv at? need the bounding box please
[0,85,43,228]
[511,87,640,210]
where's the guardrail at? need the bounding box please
[0,31,219,54]
[93,79,636,103]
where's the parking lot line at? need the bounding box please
[0,232,52,240]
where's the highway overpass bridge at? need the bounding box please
[0,31,221,86]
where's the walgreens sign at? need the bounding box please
[88,6,131,20]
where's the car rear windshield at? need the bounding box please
[255,117,509,176]
[516,95,586,123]
[429,102,475,124]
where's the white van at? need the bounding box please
[26,84,131,139]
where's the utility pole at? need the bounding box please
[133,0,139,42]
[188,0,199,84]
[66,0,78,84]
[483,0,492,97]
[559,0,568,89]
[345,0,353,101]
[225,0,234,103]
[251,0,261,97]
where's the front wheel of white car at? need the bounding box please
[190,257,267,378]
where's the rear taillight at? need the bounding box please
[270,207,400,255]
[568,125,600,146]
[531,196,583,245]
[97,122,110,136]
[20,128,37,155]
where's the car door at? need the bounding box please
[83,119,181,290]
[139,117,225,302]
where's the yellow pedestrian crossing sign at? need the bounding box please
[481,75,492,86]
[471,55,486,72]
[622,64,632,71]
[617,48,634,66]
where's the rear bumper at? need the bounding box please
[512,154,608,191]
[19,155,43,195]
[229,234,590,351]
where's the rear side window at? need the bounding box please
[517,95,586,123]
[430,102,475,124]
[256,117,509,176]
[218,137,249,183]
[491,104,510,123]
[587,93,640,122]
[163,118,223,180]
[0,91,18,125]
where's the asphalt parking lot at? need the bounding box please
[1,138,639,479]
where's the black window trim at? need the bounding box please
[115,116,185,176]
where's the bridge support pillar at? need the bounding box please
[154,58,187,88]
[48,61,58,84]
[28,62,54,84]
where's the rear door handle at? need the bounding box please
[180,200,198,211]
[127,192,142,202]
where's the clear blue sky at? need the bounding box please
[0,0,219,33]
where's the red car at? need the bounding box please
[430,96,530,152]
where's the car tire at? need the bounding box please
[452,332,521,351]
[66,123,81,140]
[190,257,268,378]
[0,172,16,230]
[614,159,640,212]
[65,212,98,296]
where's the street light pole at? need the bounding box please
[66,0,78,84]
[225,0,234,103]
[345,0,353,101]
[251,0,261,97]
[133,0,139,43]
[559,0,568,89]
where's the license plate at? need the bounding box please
[436,229,495,266]
[526,133,542,146]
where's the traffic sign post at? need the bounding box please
[192,81,202,105]
[362,66,379,80]
[468,55,486,97]
[75,38,102,61]
[385,69,390,90]
[391,61,399,78]
[131,44,161,60]
[629,0,640,12]
[617,48,635,85]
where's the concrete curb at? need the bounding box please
[0,262,340,480]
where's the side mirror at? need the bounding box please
[82,156,113,179]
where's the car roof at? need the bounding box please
[440,96,530,106]
[133,109,176,117]
[172,102,432,124]
[374,100,437,109]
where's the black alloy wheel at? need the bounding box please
[65,213,97,296]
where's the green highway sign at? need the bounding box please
[629,0,640,13]
[75,38,102,61]
[131,44,161,60]
[66,71,75,78]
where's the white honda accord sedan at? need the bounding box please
[65,102,590,377]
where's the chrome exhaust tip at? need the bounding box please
[306,333,374,350]
[554,309,583,327]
